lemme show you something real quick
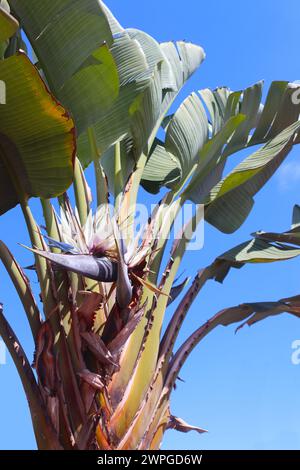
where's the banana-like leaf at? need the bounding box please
[78,33,205,171]
[183,114,246,201]
[166,92,209,176]
[77,22,168,168]
[10,0,119,135]
[202,82,300,232]
[77,29,155,166]
[160,41,205,91]
[129,68,164,159]
[218,238,300,264]
[234,298,300,331]
[142,89,212,194]
[141,139,182,193]
[142,82,300,233]
[127,29,174,87]
[141,85,243,192]
[149,41,205,157]
[205,120,300,233]
[9,0,113,88]
[76,34,204,208]
[0,52,75,215]
[160,219,300,377]
[58,43,119,135]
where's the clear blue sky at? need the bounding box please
[1,0,300,450]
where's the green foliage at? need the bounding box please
[0,0,299,451]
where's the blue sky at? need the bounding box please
[1,0,300,450]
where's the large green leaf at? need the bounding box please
[221,81,263,156]
[0,52,75,214]
[127,29,171,84]
[219,237,300,264]
[58,43,119,135]
[128,68,164,158]
[141,139,182,193]
[10,0,119,133]
[118,39,205,165]
[10,0,113,88]
[205,120,300,233]
[141,87,244,194]
[77,29,157,167]
[144,98,237,197]
[12,0,205,174]
[160,41,205,91]
[142,81,300,233]
[78,34,205,172]
[12,0,159,170]
[201,82,300,233]
[165,92,208,176]
[183,114,246,201]
[77,79,150,168]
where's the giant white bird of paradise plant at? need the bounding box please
[0,0,300,450]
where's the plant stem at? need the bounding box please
[21,198,57,318]
[87,127,108,208]
[0,306,62,450]
[114,141,123,210]
[0,241,42,340]
[41,198,60,244]
[73,158,89,226]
